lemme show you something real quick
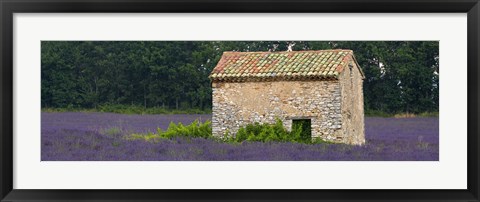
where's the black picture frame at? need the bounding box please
[1,0,479,201]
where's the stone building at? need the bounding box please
[209,50,365,145]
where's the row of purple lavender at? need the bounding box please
[41,112,438,161]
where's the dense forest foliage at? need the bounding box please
[41,41,439,115]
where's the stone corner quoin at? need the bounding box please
[209,50,365,145]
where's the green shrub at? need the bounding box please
[161,119,212,139]
[127,119,212,141]
[126,118,333,145]
[228,118,319,144]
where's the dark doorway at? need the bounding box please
[292,119,312,143]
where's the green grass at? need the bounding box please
[365,110,439,118]
[43,105,436,117]
[100,126,123,136]
[418,111,439,117]
[42,104,212,115]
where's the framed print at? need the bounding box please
[1,0,479,201]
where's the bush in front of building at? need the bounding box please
[127,118,329,144]
[231,119,313,144]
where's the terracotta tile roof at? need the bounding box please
[209,49,362,82]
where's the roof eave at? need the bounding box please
[350,53,366,79]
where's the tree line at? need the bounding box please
[41,41,439,115]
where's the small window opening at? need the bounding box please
[292,119,312,142]
[349,64,354,77]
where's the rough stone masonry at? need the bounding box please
[209,50,365,145]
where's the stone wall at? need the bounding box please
[338,56,365,145]
[211,80,345,142]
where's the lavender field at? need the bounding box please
[41,112,438,161]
